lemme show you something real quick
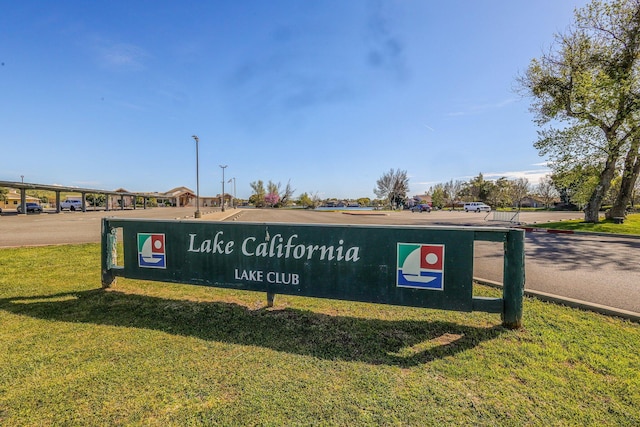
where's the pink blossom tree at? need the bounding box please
[265,193,280,207]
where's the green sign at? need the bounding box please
[102,219,525,328]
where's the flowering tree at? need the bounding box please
[265,192,280,207]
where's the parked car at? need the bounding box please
[464,202,491,212]
[17,202,43,213]
[60,199,83,211]
[410,204,432,213]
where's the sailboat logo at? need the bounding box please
[138,233,166,269]
[397,243,444,290]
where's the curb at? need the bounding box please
[342,211,389,216]
[474,277,640,323]
[520,227,574,234]
[518,226,640,240]
[223,210,244,221]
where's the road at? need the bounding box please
[474,233,640,314]
[1,207,638,315]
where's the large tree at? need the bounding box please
[374,168,409,208]
[520,0,640,222]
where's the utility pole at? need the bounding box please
[192,135,201,218]
[219,165,227,212]
[228,177,236,208]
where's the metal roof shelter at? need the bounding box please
[0,180,156,214]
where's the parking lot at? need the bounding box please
[0,207,581,248]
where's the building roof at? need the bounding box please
[163,186,195,197]
[3,190,39,202]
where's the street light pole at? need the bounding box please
[228,177,236,208]
[192,135,201,218]
[219,165,227,212]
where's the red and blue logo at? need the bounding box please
[397,243,444,290]
[138,233,166,269]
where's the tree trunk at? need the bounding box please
[609,137,640,219]
[584,152,620,223]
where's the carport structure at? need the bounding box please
[0,180,156,214]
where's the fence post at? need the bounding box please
[502,229,525,329]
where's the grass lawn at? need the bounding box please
[1,244,639,426]
[529,213,640,235]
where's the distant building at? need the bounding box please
[412,194,433,205]
[519,196,545,208]
[155,186,196,207]
[1,190,40,211]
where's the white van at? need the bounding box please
[464,202,491,212]
[60,199,84,211]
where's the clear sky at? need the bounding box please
[1,0,590,200]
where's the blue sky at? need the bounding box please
[1,1,589,200]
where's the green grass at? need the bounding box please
[529,213,640,235]
[1,244,639,426]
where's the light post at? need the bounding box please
[228,177,236,208]
[192,135,201,218]
[219,165,227,212]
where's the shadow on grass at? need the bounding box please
[0,289,505,367]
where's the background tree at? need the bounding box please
[86,194,106,207]
[373,168,409,209]
[357,197,371,207]
[298,192,313,208]
[509,178,531,210]
[536,176,559,208]
[461,173,491,202]
[249,180,266,208]
[519,0,640,222]
[443,179,462,210]
[552,165,601,209]
[428,184,446,209]
[266,181,280,207]
[279,180,295,207]
[265,192,280,207]
[486,177,512,208]
[310,192,322,209]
